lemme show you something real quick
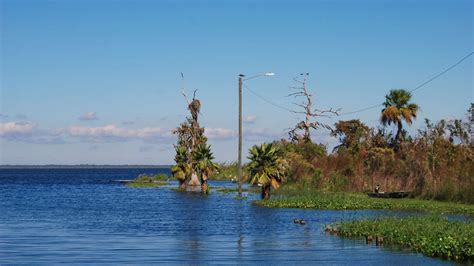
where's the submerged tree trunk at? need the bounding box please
[261,185,271,200]
[188,172,201,186]
[179,179,186,190]
[201,173,208,194]
[201,180,208,194]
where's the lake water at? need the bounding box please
[0,168,454,264]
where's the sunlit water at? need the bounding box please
[0,168,455,264]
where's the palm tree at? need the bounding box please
[171,146,190,190]
[381,89,419,142]
[192,144,219,194]
[247,143,287,199]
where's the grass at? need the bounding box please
[332,216,474,261]
[211,163,238,180]
[126,173,171,188]
[255,184,474,215]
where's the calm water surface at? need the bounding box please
[0,168,454,264]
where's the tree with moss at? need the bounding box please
[172,88,207,187]
[171,75,217,192]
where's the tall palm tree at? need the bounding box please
[192,144,219,194]
[171,146,190,190]
[381,89,419,142]
[247,143,287,199]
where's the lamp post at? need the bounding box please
[237,72,275,197]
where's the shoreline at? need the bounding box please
[0,165,172,169]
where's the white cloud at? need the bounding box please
[79,112,98,121]
[244,128,284,141]
[67,124,171,141]
[243,115,257,124]
[0,120,285,145]
[205,128,236,139]
[204,127,284,141]
[0,122,67,144]
[0,122,36,137]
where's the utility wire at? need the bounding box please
[409,51,473,93]
[337,51,473,116]
[241,52,473,118]
[243,83,295,112]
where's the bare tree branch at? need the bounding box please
[314,107,341,116]
[287,92,305,97]
[286,74,339,143]
[181,72,190,105]
[181,89,190,105]
[293,103,307,109]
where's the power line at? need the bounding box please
[337,51,473,116]
[243,83,295,112]
[410,51,473,93]
[241,52,473,118]
[338,103,383,116]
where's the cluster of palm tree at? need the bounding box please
[171,144,219,194]
[192,144,219,194]
[171,92,219,194]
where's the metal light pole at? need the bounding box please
[238,74,244,197]
[237,72,275,197]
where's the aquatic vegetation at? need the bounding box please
[126,174,170,188]
[215,187,259,194]
[255,189,474,215]
[234,196,248,200]
[332,216,474,261]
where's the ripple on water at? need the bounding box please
[0,168,454,265]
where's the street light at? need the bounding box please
[237,72,275,197]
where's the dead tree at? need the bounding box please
[288,73,339,143]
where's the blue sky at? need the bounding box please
[1,0,472,164]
